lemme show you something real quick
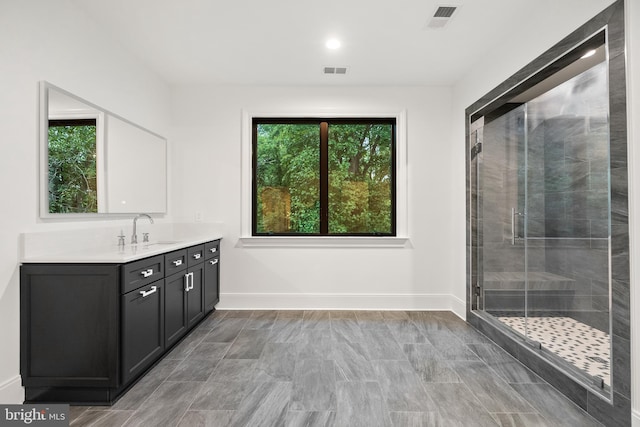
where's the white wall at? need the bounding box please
[169,85,460,311]
[451,0,638,422]
[0,0,170,403]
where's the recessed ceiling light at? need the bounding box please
[581,49,597,59]
[326,39,341,50]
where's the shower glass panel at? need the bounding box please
[477,105,527,321]
[476,60,611,387]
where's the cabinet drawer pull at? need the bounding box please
[173,259,183,266]
[140,286,157,298]
[141,268,153,278]
[209,259,219,265]
[193,253,201,260]
[209,248,217,253]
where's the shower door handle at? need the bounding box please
[511,208,523,245]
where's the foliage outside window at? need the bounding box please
[48,119,98,213]
[253,118,395,236]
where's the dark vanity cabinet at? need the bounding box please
[20,239,220,405]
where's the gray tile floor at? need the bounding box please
[70,310,603,426]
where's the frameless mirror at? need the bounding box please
[40,82,167,217]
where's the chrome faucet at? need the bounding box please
[131,213,154,244]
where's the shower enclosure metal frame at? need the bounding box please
[465,1,630,426]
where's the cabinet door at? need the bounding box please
[204,257,219,313]
[187,264,205,327]
[122,280,164,384]
[165,271,188,348]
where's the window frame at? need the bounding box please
[252,117,397,237]
[240,109,409,248]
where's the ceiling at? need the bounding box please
[70,0,592,87]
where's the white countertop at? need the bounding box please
[20,223,223,264]
[22,236,223,263]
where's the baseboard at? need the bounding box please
[633,409,640,427]
[218,293,461,311]
[449,295,466,320]
[0,375,23,404]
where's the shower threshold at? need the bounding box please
[494,315,610,386]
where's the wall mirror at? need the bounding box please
[40,81,167,218]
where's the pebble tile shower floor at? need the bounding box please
[69,310,603,426]
[496,316,611,386]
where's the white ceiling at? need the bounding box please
[70,0,597,87]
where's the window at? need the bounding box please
[252,118,396,236]
[48,118,98,213]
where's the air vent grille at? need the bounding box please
[324,67,348,75]
[426,5,458,29]
[433,6,456,18]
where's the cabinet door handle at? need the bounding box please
[184,272,194,291]
[140,286,157,298]
[173,259,183,266]
[141,268,153,278]
[209,248,217,253]
[193,253,201,260]
[209,259,219,265]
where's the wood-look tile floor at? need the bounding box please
[69,310,603,427]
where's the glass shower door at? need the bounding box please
[473,61,612,388]
[474,105,528,328]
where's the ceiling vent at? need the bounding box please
[426,5,457,29]
[324,67,347,75]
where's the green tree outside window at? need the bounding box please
[254,119,395,235]
[48,119,98,213]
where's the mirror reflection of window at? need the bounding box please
[48,118,98,213]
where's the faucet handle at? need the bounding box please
[143,232,150,243]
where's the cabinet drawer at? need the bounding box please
[187,245,205,266]
[204,240,220,260]
[121,255,164,294]
[165,249,187,275]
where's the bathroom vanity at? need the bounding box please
[19,236,221,405]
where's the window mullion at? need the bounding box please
[319,121,329,234]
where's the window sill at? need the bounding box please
[237,236,410,248]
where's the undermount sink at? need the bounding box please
[146,241,182,246]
